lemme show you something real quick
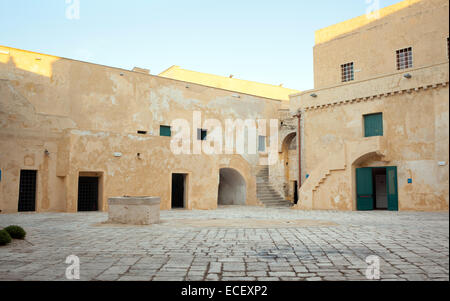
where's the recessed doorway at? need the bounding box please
[77,176,99,212]
[18,170,37,212]
[171,173,187,209]
[356,166,398,211]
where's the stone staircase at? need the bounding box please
[256,166,292,208]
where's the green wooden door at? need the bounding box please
[356,168,374,211]
[386,166,399,211]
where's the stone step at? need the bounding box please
[257,194,284,198]
[258,194,283,197]
[257,192,280,196]
[257,195,284,199]
[256,166,288,209]
[261,202,292,207]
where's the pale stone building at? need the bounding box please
[291,0,449,211]
[159,67,301,205]
[0,0,448,214]
[0,46,294,213]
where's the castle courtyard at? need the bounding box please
[0,206,448,281]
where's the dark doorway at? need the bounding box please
[293,181,299,205]
[77,177,99,212]
[18,170,37,212]
[372,168,388,210]
[172,174,186,209]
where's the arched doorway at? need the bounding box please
[218,168,246,205]
[351,152,398,211]
[281,133,298,203]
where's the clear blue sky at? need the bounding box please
[1,0,402,91]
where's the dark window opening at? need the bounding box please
[160,125,172,137]
[18,170,37,212]
[137,130,147,135]
[197,129,207,141]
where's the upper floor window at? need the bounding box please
[197,128,207,141]
[160,125,171,137]
[364,113,383,137]
[258,135,266,152]
[341,62,354,82]
[396,47,413,70]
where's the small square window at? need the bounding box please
[160,125,171,137]
[364,113,383,137]
[396,47,413,70]
[197,129,207,141]
[341,62,354,82]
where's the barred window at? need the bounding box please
[396,47,413,70]
[341,62,354,82]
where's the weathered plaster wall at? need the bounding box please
[0,46,282,213]
[290,0,449,212]
[292,73,449,211]
[313,0,449,89]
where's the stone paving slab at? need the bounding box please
[0,206,448,281]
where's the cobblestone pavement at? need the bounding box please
[0,206,448,281]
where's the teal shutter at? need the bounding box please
[364,113,383,137]
[356,168,374,211]
[160,125,171,137]
[386,166,399,211]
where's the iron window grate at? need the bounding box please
[396,47,413,70]
[341,62,354,82]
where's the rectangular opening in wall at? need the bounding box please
[364,113,383,137]
[293,181,298,205]
[18,170,37,212]
[258,135,266,152]
[137,130,147,135]
[171,174,187,209]
[160,125,171,137]
[341,62,354,82]
[373,168,388,210]
[77,176,99,212]
[197,129,207,141]
[396,47,413,70]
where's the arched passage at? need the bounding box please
[218,168,246,205]
[281,133,298,202]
